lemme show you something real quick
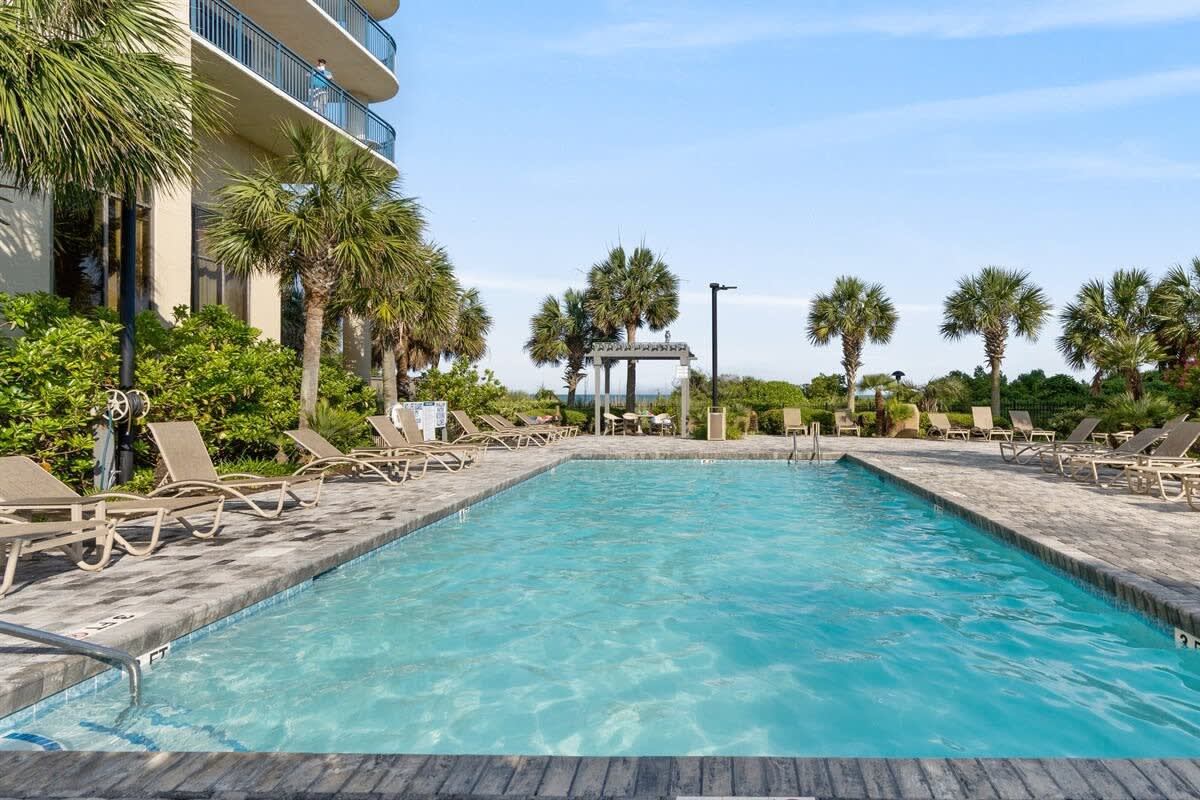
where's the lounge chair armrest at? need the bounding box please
[90,491,155,502]
[218,473,268,480]
[1137,456,1200,466]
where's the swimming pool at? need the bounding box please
[4,459,1200,756]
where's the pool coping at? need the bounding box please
[2,750,1200,799]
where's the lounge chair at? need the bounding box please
[971,407,1013,441]
[782,408,808,436]
[927,412,970,441]
[1122,421,1200,498]
[387,410,481,467]
[365,415,470,472]
[1074,423,1200,486]
[147,421,323,519]
[1040,427,1162,476]
[483,414,555,444]
[0,456,224,556]
[284,429,421,484]
[0,517,117,597]
[649,413,675,436]
[999,417,1100,464]
[449,410,529,450]
[517,413,579,438]
[602,412,623,436]
[1009,410,1054,443]
[834,410,861,436]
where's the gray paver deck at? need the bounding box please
[3,434,1200,799]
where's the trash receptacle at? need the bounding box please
[707,407,726,441]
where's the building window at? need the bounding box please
[191,206,248,321]
[53,189,152,313]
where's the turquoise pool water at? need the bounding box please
[5,459,1200,756]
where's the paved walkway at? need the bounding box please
[3,434,1200,799]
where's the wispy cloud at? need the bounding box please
[905,147,1200,180]
[554,1,1200,56]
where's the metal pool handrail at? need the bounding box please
[0,620,141,705]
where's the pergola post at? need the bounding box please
[593,361,602,436]
[679,354,690,439]
[603,361,611,419]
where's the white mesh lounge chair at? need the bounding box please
[285,429,422,484]
[387,410,481,468]
[148,421,323,519]
[0,455,224,556]
[449,410,528,450]
[834,410,861,436]
[927,412,970,441]
[1000,417,1099,464]
[1039,427,1162,476]
[783,408,808,436]
[971,407,1013,441]
[1009,410,1054,443]
[0,517,117,597]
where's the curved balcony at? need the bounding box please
[191,0,395,163]
[312,0,396,71]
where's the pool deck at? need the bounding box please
[3,434,1200,799]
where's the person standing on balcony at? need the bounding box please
[310,59,333,114]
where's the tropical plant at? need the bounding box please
[1094,332,1165,400]
[586,244,680,410]
[912,375,969,412]
[205,124,422,425]
[0,0,223,204]
[1099,392,1174,433]
[305,399,368,451]
[858,373,896,435]
[1153,257,1200,369]
[940,267,1051,415]
[1057,269,1156,392]
[806,276,898,412]
[414,357,506,418]
[525,288,606,406]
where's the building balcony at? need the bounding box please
[231,0,399,102]
[357,0,399,22]
[190,0,396,163]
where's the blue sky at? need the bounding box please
[373,1,1200,393]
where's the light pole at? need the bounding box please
[710,282,737,409]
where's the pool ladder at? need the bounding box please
[788,422,824,464]
[0,620,141,705]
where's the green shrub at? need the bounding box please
[305,399,369,451]
[758,408,783,435]
[0,293,376,489]
[415,357,506,417]
[562,409,587,427]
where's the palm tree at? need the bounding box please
[1057,269,1155,392]
[941,266,1051,415]
[206,124,420,424]
[806,276,898,412]
[525,289,605,406]
[858,373,896,435]
[586,244,679,410]
[1152,257,1200,369]
[0,0,222,200]
[1096,332,1164,400]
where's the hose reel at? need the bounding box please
[93,389,149,489]
[101,389,150,428]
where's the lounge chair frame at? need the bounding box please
[0,517,117,597]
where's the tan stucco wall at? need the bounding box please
[0,189,52,295]
[150,180,193,320]
[193,131,281,340]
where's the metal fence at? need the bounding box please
[190,0,396,161]
[312,0,396,70]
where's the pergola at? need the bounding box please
[586,341,694,437]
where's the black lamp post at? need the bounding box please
[710,282,737,409]
[117,189,139,483]
[891,370,905,384]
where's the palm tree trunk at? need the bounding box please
[875,389,885,435]
[395,343,412,400]
[625,324,637,410]
[1130,369,1145,401]
[842,337,861,412]
[989,358,1002,416]
[299,292,326,427]
[381,346,398,409]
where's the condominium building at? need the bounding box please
[0,0,400,344]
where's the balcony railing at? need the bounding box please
[312,0,396,71]
[190,0,396,162]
